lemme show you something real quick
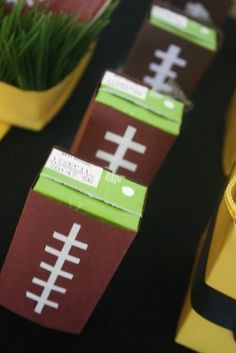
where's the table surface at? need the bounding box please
[0,1,236,352]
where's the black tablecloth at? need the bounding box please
[0,1,236,352]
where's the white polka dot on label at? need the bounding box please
[122,186,135,197]
[164,100,175,109]
[200,26,210,35]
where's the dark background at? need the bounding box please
[0,0,235,352]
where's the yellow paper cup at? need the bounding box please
[0,48,94,132]
[223,92,236,175]
[0,122,10,140]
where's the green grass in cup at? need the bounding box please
[0,0,119,90]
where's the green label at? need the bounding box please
[96,71,184,136]
[33,148,147,231]
[150,5,217,51]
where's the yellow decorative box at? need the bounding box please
[176,170,236,352]
[176,225,236,353]
[206,165,236,299]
